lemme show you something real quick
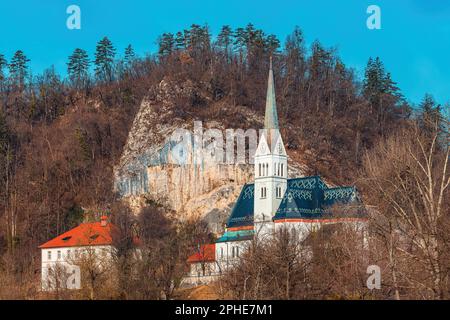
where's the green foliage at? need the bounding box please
[124,45,135,66]
[94,37,116,82]
[418,93,444,139]
[9,50,30,88]
[216,25,233,55]
[67,48,90,89]
[0,54,7,82]
[158,33,175,57]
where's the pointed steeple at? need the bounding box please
[264,56,279,130]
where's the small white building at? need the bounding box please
[39,216,117,291]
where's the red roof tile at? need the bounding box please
[187,244,216,263]
[39,221,119,249]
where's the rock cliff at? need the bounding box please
[114,78,307,232]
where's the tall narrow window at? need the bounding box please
[47,251,52,261]
[57,250,61,260]
[221,248,224,259]
[258,163,261,177]
[281,164,284,177]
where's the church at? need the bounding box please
[185,60,366,285]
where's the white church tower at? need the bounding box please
[254,58,288,237]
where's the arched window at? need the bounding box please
[258,163,261,177]
[281,163,284,177]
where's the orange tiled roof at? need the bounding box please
[187,244,216,263]
[39,221,119,249]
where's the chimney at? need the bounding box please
[100,215,108,227]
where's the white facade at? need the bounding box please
[41,245,114,291]
[254,130,288,237]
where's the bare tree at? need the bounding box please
[362,125,450,299]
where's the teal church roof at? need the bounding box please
[226,176,364,229]
[216,229,254,243]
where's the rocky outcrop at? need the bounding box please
[114,78,308,232]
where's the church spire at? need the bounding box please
[264,56,279,130]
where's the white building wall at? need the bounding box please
[41,245,114,291]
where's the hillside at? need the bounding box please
[2,23,440,299]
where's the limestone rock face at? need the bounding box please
[114,79,307,231]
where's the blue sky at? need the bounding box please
[1,0,450,105]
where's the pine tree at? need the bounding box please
[0,54,7,82]
[217,25,233,60]
[363,57,405,134]
[158,33,175,57]
[175,32,186,50]
[124,45,135,66]
[418,94,443,138]
[265,34,280,55]
[67,48,90,89]
[233,27,247,52]
[9,50,30,88]
[187,24,211,55]
[94,37,116,82]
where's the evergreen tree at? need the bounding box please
[217,25,233,60]
[124,45,136,66]
[158,33,175,57]
[9,50,30,88]
[0,54,7,82]
[233,27,247,52]
[67,48,90,89]
[244,23,256,48]
[187,24,211,56]
[362,57,400,104]
[418,94,443,138]
[175,31,186,50]
[265,34,280,55]
[94,37,116,82]
[363,57,405,134]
